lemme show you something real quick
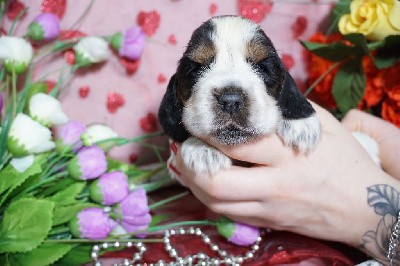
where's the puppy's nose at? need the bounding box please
[216,92,244,114]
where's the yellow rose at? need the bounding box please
[338,0,400,41]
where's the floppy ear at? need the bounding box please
[277,72,315,120]
[158,74,190,142]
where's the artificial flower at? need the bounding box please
[70,207,117,239]
[7,113,55,157]
[55,120,86,153]
[89,171,130,205]
[0,36,33,74]
[113,188,151,227]
[10,155,34,173]
[216,217,260,246]
[73,36,110,67]
[29,92,68,127]
[67,145,107,180]
[120,221,149,238]
[338,0,400,41]
[27,12,60,41]
[81,123,117,151]
[110,27,146,60]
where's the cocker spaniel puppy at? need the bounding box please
[158,15,322,175]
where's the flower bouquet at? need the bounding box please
[302,0,400,124]
[0,2,265,265]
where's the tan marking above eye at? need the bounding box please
[190,43,216,64]
[246,41,268,63]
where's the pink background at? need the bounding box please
[7,0,332,162]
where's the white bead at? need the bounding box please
[102,243,108,248]
[219,250,227,257]
[211,245,219,251]
[134,253,141,260]
[188,227,195,234]
[169,249,177,257]
[195,228,202,235]
[179,228,186,234]
[170,229,176,235]
[246,252,254,258]
[202,236,210,243]
[114,242,120,248]
[93,245,99,251]
[91,252,98,258]
[252,244,259,251]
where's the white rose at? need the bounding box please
[7,114,55,157]
[29,93,68,127]
[0,36,33,73]
[73,36,110,66]
[82,124,118,151]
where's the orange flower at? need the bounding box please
[359,56,384,108]
[305,32,343,109]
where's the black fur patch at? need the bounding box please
[158,75,190,142]
[277,72,315,119]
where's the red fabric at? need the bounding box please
[102,186,355,265]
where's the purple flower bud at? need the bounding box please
[56,121,86,153]
[217,217,260,246]
[67,146,107,180]
[110,27,146,60]
[70,207,117,239]
[120,221,149,238]
[113,188,151,225]
[27,13,60,41]
[89,171,130,205]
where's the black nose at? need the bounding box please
[216,92,244,114]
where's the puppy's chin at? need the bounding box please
[210,124,260,146]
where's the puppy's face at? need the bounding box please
[176,16,285,146]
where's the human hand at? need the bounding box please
[173,104,399,251]
[342,109,400,180]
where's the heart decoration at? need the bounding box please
[137,10,161,37]
[238,0,273,23]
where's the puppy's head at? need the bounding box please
[167,16,288,146]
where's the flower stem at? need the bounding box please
[149,191,189,210]
[147,220,217,233]
[139,176,171,193]
[95,131,164,147]
[11,68,17,118]
[25,171,69,194]
[303,61,341,97]
[44,238,163,244]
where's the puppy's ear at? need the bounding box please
[277,72,315,119]
[158,74,190,142]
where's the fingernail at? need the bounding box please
[168,162,181,176]
[170,141,178,155]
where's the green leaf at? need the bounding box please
[0,159,42,206]
[344,34,370,57]
[0,198,54,253]
[332,57,366,113]
[37,178,75,198]
[149,214,170,227]
[47,182,86,206]
[372,35,400,69]
[55,244,93,266]
[7,243,71,266]
[300,41,354,61]
[52,203,96,226]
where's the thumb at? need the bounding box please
[342,109,400,180]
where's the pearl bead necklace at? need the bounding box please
[91,227,265,265]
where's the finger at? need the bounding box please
[207,133,295,166]
[175,156,284,202]
[341,109,399,141]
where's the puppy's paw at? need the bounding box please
[181,137,231,174]
[277,115,322,153]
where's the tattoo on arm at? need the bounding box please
[360,184,400,265]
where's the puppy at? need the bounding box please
[158,15,322,175]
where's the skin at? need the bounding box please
[173,104,400,264]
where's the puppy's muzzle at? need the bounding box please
[214,87,246,115]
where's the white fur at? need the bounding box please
[180,137,231,174]
[182,16,280,141]
[277,115,322,153]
